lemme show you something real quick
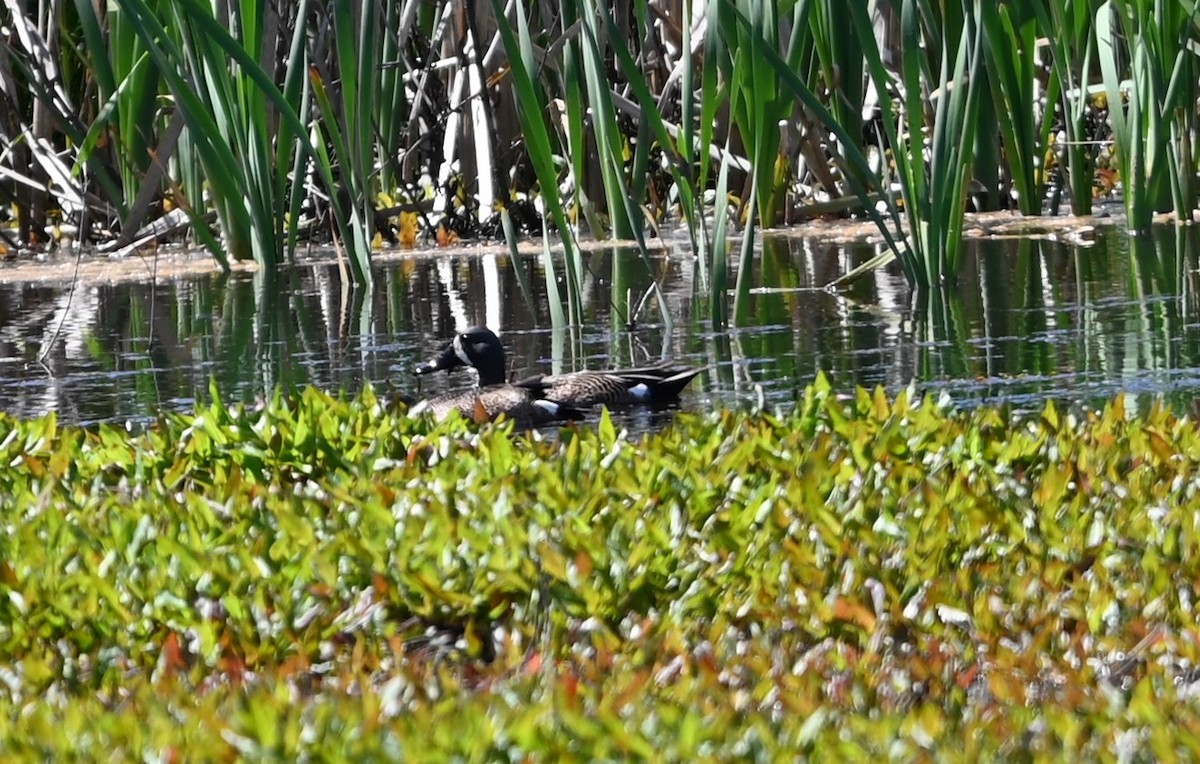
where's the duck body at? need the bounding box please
[410,383,584,425]
[514,364,702,408]
[414,327,701,414]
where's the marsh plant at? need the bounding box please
[2,380,1200,757]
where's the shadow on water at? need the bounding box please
[4,225,1200,427]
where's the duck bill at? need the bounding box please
[414,342,464,375]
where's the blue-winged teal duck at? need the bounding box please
[414,327,702,410]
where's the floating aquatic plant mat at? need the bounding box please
[1,375,1198,759]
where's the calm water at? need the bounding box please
[2,225,1199,427]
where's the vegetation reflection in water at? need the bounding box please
[2,226,1200,426]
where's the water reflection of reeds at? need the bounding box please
[4,228,1200,426]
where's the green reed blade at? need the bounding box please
[1032,0,1097,215]
[980,2,1041,214]
[575,0,635,239]
[309,66,374,287]
[709,135,733,327]
[602,9,699,239]
[279,0,313,261]
[723,3,910,279]
[490,0,583,325]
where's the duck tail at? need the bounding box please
[651,367,703,400]
[532,398,587,421]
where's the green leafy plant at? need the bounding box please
[3,378,1200,757]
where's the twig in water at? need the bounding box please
[36,245,84,366]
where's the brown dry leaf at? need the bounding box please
[309,582,334,598]
[372,573,390,596]
[278,653,311,678]
[437,224,460,247]
[574,550,593,579]
[833,596,877,631]
[0,560,17,586]
[472,396,490,424]
[523,650,544,675]
[955,662,980,690]
[562,666,580,709]
[398,211,419,248]
[161,632,188,679]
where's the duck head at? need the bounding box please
[414,326,507,386]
